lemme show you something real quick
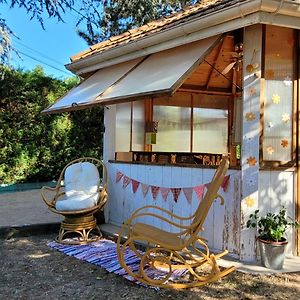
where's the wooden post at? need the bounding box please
[240,25,263,261]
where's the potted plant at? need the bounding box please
[247,207,299,270]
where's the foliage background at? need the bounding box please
[0,66,104,184]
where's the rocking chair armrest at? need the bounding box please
[131,205,194,221]
[41,185,61,208]
[216,194,225,205]
[125,212,193,230]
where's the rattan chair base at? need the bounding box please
[56,214,102,245]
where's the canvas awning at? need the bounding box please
[43,34,222,114]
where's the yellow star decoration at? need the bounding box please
[266,146,275,155]
[247,86,257,97]
[282,113,290,123]
[245,112,256,121]
[272,94,281,104]
[244,197,256,207]
[281,139,289,148]
[247,156,257,166]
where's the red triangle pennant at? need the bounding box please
[141,183,149,198]
[160,187,170,201]
[131,179,140,194]
[123,176,131,188]
[116,171,123,183]
[170,188,181,203]
[183,188,193,204]
[151,186,160,200]
[193,184,205,201]
[221,175,230,192]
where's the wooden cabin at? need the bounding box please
[43,0,300,262]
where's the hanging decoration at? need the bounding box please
[131,180,140,194]
[283,76,292,87]
[141,183,149,198]
[272,94,281,104]
[246,49,259,74]
[244,197,256,208]
[116,171,123,183]
[247,86,257,97]
[265,69,275,79]
[151,186,160,200]
[266,121,274,132]
[281,139,289,148]
[171,188,181,203]
[266,146,275,155]
[115,171,230,204]
[247,156,257,166]
[282,113,290,123]
[246,177,256,187]
[160,188,170,201]
[245,112,256,121]
[123,176,131,188]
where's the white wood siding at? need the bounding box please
[107,162,241,257]
[258,171,295,256]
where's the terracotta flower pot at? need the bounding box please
[257,237,288,270]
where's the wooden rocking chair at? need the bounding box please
[117,157,235,289]
[41,157,108,245]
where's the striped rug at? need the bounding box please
[48,239,187,287]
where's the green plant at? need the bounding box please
[246,207,299,242]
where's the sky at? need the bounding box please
[1,3,90,79]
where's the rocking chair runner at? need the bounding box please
[41,157,108,245]
[117,157,235,289]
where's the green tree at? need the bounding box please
[0,66,104,183]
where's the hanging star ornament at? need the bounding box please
[281,139,289,148]
[283,76,292,87]
[244,197,256,207]
[265,69,275,79]
[266,146,275,155]
[266,122,274,132]
[282,113,290,123]
[247,86,257,96]
[247,156,257,166]
[272,94,281,104]
[245,112,256,121]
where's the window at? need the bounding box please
[262,26,295,164]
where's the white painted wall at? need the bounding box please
[258,171,295,256]
[106,162,241,257]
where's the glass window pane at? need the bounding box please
[193,108,228,153]
[132,101,145,151]
[115,102,131,152]
[263,26,294,162]
[152,105,191,152]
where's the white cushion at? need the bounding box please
[55,161,101,211]
[55,193,99,211]
[64,162,100,197]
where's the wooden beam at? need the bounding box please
[178,84,232,95]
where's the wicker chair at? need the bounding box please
[117,157,235,289]
[41,157,108,245]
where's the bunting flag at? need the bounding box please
[221,175,230,192]
[183,188,193,204]
[193,185,205,201]
[131,179,140,194]
[160,187,170,201]
[123,176,131,188]
[141,183,150,198]
[115,170,231,204]
[151,186,160,200]
[171,188,181,203]
[116,171,123,183]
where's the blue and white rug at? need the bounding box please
[48,239,187,287]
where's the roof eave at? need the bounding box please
[66,0,300,76]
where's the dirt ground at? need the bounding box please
[1,234,299,300]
